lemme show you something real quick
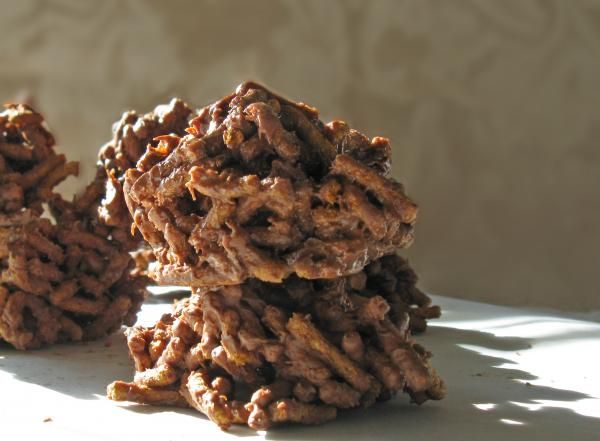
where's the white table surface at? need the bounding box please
[1,293,599,441]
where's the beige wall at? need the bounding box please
[1,0,599,310]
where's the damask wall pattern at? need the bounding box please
[1,0,598,310]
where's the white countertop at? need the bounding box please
[1,293,599,441]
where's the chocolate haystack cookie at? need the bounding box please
[108,256,444,430]
[124,82,418,287]
[98,98,195,235]
[108,83,445,431]
[0,104,149,349]
[0,103,78,218]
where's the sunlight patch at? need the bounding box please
[512,399,600,419]
[473,403,496,411]
[500,418,524,425]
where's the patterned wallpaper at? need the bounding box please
[1,0,599,310]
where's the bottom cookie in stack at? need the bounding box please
[0,208,148,350]
[107,255,445,430]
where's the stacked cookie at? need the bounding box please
[98,98,195,235]
[108,83,445,430]
[0,104,148,349]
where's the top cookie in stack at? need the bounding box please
[0,104,78,219]
[123,81,418,287]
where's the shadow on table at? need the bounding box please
[264,325,599,441]
[0,329,134,399]
[0,315,598,440]
[0,296,182,400]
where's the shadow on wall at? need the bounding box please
[0,299,598,440]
